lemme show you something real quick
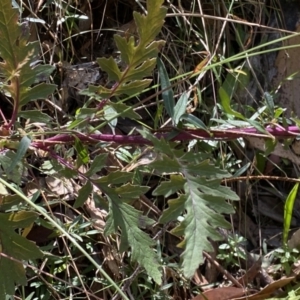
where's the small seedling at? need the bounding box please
[217,234,247,268]
[272,246,299,275]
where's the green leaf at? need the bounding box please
[264,92,274,115]
[233,162,251,177]
[85,154,108,177]
[97,56,122,81]
[159,194,186,224]
[196,178,239,200]
[84,0,166,99]
[138,129,174,157]
[21,64,55,86]
[7,136,31,174]
[175,189,233,277]
[150,138,239,278]
[74,181,93,208]
[157,57,175,121]
[113,35,135,65]
[88,79,152,98]
[283,183,299,245]
[134,1,166,47]
[123,58,157,81]
[74,137,90,165]
[95,176,160,283]
[221,71,238,99]
[0,150,23,184]
[115,80,153,97]
[0,0,55,112]
[180,113,208,131]
[0,211,43,297]
[173,91,190,126]
[34,64,56,83]
[274,107,285,119]
[150,154,230,178]
[0,256,26,298]
[0,2,35,75]
[18,110,52,123]
[115,183,149,203]
[264,138,277,156]
[103,186,161,284]
[153,174,185,197]
[95,171,133,185]
[86,84,112,98]
[247,119,269,134]
[0,224,43,258]
[149,156,180,173]
[20,83,56,106]
[104,105,118,133]
[4,211,38,228]
[219,86,245,119]
[110,103,141,119]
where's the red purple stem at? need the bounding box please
[31,125,300,149]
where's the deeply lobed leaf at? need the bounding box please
[0,212,43,297]
[146,130,239,278]
[0,0,55,112]
[86,0,167,99]
[98,180,162,284]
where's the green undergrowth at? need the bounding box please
[0,0,299,299]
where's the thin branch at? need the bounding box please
[223,175,300,184]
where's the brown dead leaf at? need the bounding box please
[233,276,295,300]
[45,176,74,197]
[193,53,210,74]
[192,275,295,300]
[0,183,9,196]
[237,257,261,286]
[84,197,106,232]
[192,287,246,300]
[0,125,10,136]
[292,260,300,276]
[102,245,120,278]
[193,270,208,286]
[23,180,41,198]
